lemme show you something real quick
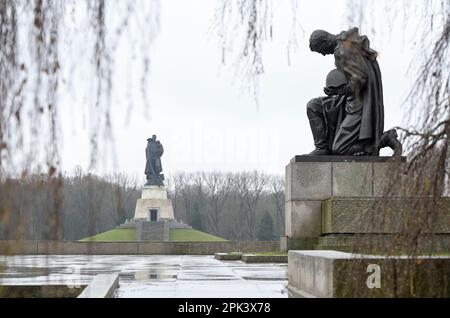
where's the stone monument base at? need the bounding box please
[285,156,450,298]
[282,155,450,252]
[129,185,192,241]
[134,186,174,221]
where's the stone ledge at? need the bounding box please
[242,254,288,263]
[291,155,406,163]
[214,252,242,260]
[313,234,450,253]
[288,250,450,298]
[0,241,280,255]
[78,273,119,298]
[36,242,139,255]
[0,241,37,255]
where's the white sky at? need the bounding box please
[59,0,415,178]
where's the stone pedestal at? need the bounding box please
[283,156,407,250]
[283,155,450,251]
[285,156,450,298]
[134,186,174,221]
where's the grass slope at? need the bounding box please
[169,228,226,242]
[80,228,226,242]
[79,228,136,242]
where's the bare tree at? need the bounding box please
[107,172,139,224]
[269,175,285,236]
[192,173,207,228]
[166,172,184,218]
[211,0,273,104]
[231,172,250,240]
[243,171,268,240]
[179,173,196,224]
[202,171,233,235]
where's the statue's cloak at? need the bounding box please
[334,27,384,150]
[145,140,163,176]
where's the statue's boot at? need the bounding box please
[347,140,372,156]
[378,129,402,157]
[306,117,330,156]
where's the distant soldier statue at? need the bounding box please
[145,135,165,186]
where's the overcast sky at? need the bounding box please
[59,0,415,179]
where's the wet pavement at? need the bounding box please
[0,255,288,298]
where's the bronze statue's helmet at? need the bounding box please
[325,69,348,88]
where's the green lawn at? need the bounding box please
[169,228,226,242]
[79,228,136,242]
[79,227,225,242]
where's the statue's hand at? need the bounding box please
[324,84,351,96]
[323,87,335,96]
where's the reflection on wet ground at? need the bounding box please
[0,255,288,298]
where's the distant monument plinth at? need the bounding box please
[133,185,174,221]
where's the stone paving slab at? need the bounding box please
[0,255,287,298]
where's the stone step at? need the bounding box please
[314,234,450,253]
[136,221,168,241]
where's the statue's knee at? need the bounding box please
[307,98,320,109]
[307,98,322,117]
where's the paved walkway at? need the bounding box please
[0,255,288,298]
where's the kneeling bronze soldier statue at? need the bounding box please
[306,27,402,157]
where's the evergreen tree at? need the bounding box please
[257,210,274,241]
[190,208,204,231]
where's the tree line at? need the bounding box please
[0,167,140,241]
[167,171,284,241]
[0,169,284,241]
